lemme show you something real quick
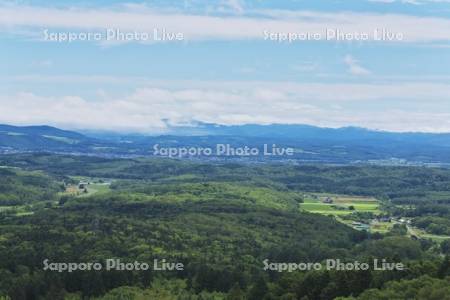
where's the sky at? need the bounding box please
[1,0,450,133]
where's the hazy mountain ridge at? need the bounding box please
[0,124,95,151]
[1,123,450,164]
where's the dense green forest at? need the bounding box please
[0,153,449,299]
[0,168,60,206]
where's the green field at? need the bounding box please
[407,225,450,241]
[300,193,386,232]
[62,176,112,197]
[300,193,380,216]
[77,182,111,197]
[371,221,394,233]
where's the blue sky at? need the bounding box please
[1,0,450,133]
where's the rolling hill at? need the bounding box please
[1,123,450,164]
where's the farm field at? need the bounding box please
[300,193,380,216]
[62,176,112,197]
[407,225,450,241]
[370,221,394,233]
[299,193,387,231]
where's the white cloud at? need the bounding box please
[344,55,371,75]
[1,81,450,133]
[220,0,244,14]
[1,5,450,43]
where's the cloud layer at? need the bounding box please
[1,4,450,43]
[1,81,450,133]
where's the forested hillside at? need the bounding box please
[0,154,449,299]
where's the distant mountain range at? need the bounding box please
[0,124,93,150]
[1,123,450,165]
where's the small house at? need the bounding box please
[323,197,334,204]
[78,181,89,189]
